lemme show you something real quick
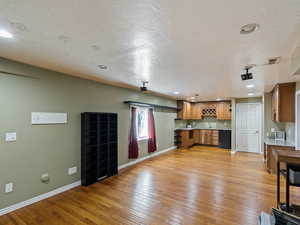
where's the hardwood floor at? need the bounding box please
[1,146,300,225]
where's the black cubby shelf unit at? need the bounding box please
[81,112,118,186]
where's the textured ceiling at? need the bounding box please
[0,0,300,100]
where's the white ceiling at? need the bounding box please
[1,0,300,100]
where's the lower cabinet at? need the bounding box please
[211,130,219,145]
[179,129,220,148]
[200,130,219,145]
[181,130,194,148]
[194,130,201,143]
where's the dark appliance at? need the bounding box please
[219,130,231,149]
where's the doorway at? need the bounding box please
[236,103,262,153]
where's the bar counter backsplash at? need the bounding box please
[175,118,231,130]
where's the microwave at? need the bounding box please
[274,131,285,141]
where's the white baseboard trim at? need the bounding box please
[0,146,177,217]
[118,146,177,170]
[234,149,262,154]
[0,180,81,216]
[231,150,237,154]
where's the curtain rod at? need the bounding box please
[123,101,179,110]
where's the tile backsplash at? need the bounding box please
[285,123,295,142]
[175,117,231,129]
[265,122,295,142]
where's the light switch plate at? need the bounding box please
[68,166,77,175]
[5,183,13,193]
[5,132,17,142]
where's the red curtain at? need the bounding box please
[148,108,157,153]
[129,107,139,158]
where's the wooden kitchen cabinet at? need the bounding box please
[265,143,295,174]
[193,129,201,143]
[177,101,203,120]
[204,130,212,145]
[179,129,219,148]
[177,101,192,120]
[195,129,219,145]
[180,130,194,148]
[180,130,188,148]
[191,103,203,120]
[198,129,205,144]
[216,102,231,120]
[201,130,219,145]
[177,100,231,120]
[211,130,219,146]
[271,82,296,122]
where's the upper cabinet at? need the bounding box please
[271,82,296,122]
[177,101,203,120]
[191,103,203,120]
[177,101,192,119]
[177,100,231,120]
[216,102,231,120]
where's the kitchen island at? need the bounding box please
[264,137,295,174]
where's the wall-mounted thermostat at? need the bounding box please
[5,132,17,142]
[31,112,67,125]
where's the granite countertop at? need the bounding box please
[264,137,295,147]
[175,128,231,131]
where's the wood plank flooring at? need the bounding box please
[1,146,300,225]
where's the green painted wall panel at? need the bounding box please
[0,57,176,208]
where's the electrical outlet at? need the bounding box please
[5,183,13,193]
[41,173,50,183]
[5,132,17,142]
[68,166,77,175]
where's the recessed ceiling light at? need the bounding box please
[248,93,254,96]
[98,65,108,70]
[216,98,222,101]
[0,29,13,38]
[173,91,180,95]
[190,97,195,100]
[240,23,260,34]
[246,84,255,89]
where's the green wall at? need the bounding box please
[0,57,176,209]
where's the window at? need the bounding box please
[136,107,148,140]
